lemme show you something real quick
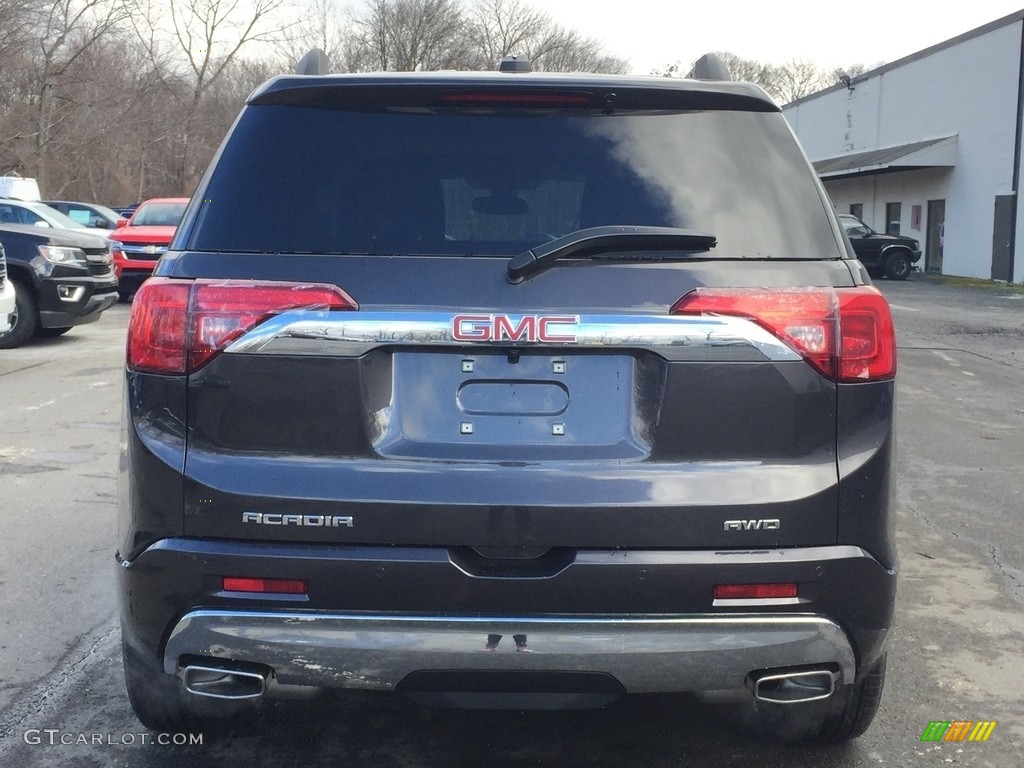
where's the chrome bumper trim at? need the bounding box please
[164,612,854,693]
[224,311,803,362]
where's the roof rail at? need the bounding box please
[498,55,532,73]
[296,48,330,76]
[687,53,731,82]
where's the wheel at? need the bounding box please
[35,326,72,338]
[122,631,252,731]
[883,250,912,280]
[0,280,39,349]
[757,654,887,743]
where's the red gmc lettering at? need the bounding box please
[493,315,536,341]
[451,315,579,343]
[452,315,492,341]
[538,316,578,342]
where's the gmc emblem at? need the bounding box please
[451,314,579,343]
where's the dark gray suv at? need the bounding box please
[117,56,897,742]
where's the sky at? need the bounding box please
[537,0,1024,75]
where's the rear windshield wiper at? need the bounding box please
[507,226,717,283]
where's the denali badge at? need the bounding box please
[242,512,353,527]
[451,314,578,343]
[723,518,781,531]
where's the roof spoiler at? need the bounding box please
[687,53,731,82]
[296,49,330,76]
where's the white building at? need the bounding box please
[783,10,1024,283]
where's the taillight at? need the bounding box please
[127,280,190,373]
[127,278,357,374]
[836,288,896,381]
[671,286,896,382]
[438,91,591,107]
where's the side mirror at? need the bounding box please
[94,219,111,229]
[33,220,52,228]
[116,217,129,228]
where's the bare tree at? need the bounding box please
[464,0,547,69]
[278,0,350,72]
[352,0,466,71]
[772,58,822,103]
[37,0,128,188]
[0,0,42,68]
[529,26,627,73]
[126,0,293,192]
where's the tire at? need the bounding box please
[118,290,133,303]
[758,654,887,743]
[883,250,912,280]
[0,280,39,349]
[122,632,253,731]
[35,326,72,338]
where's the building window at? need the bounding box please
[849,203,863,219]
[885,202,902,235]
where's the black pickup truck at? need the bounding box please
[838,214,921,280]
[0,224,118,348]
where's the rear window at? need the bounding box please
[187,104,841,259]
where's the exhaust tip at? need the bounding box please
[749,669,839,704]
[182,664,268,700]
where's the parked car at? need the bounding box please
[43,200,122,230]
[838,213,921,280]
[114,203,141,219]
[0,198,111,239]
[119,55,898,742]
[108,197,189,300]
[0,244,14,333]
[0,224,118,348]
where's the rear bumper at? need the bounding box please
[113,263,155,295]
[118,539,896,694]
[37,276,118,328]
[163,610,855,693]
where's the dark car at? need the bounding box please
[118,56,898,743]
[838,213,921,280]
[0,224,118,348]
[43,200,122,230]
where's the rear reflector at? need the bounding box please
[671,286,896,382]
[713,583,798,600]
[127,278,358,374]
[222,577,307,595]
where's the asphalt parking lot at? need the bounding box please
[0,276,1022,767]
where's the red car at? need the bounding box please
[110,197,189,300]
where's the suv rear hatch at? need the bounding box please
[137,76,881,553]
